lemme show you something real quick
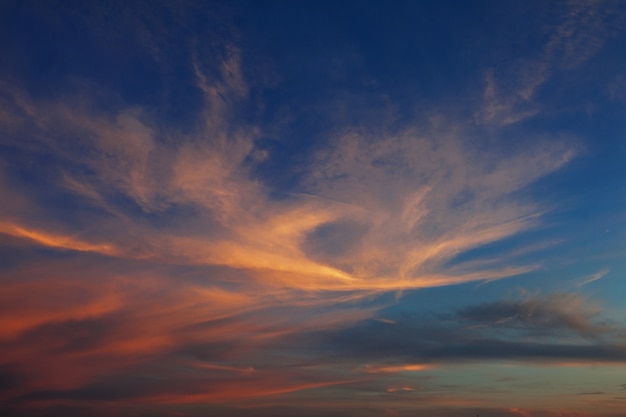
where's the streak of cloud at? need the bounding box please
[0,29,582,413]
[575,268,610,287]
[477,0,626,126]
[0,45,578,298]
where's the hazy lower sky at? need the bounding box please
[2,1,626,416]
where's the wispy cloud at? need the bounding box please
[0,34,582,413]
[575,268,610,287]
[477,0,626,126]
[0,47,578,297]
[457,293,615,338]
[320,292,625,370]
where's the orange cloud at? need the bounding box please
[142,378,359,405]
[362,364,435,374]
[0,221,119,255]
[386,385,415,393]
[509,408,533,417]
[0,35,584,416]
[0,278,124,340]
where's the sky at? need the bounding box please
[1,1,626,416]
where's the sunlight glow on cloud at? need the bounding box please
[0,46,578,298]
[0,38,587,412]
[362,364,435,374]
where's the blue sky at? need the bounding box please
[1,1,626,416]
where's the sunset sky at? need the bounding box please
[2,1,626,416]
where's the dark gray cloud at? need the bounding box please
[318,293,626,367]
[0,364,22,393]
[457,293,616,338]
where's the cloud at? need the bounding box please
[361,364,435,374]
[0,58,578,297]
[0,63,580,410]
[576,268,610,287]
[320,293,625,369]
[304,128,575,287]
[477,1,626,126]
[0,221,120,256]
[457,293,615,338]
[509,409,533,417]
